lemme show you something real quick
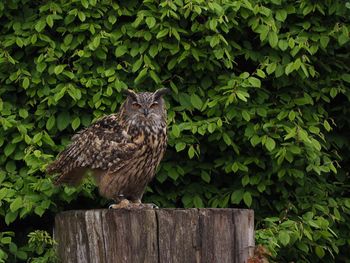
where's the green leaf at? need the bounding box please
[90,36,100,50]
[156,28,169,39]
[46,15,54,28]
[54,86,67,102]
[296,242,309,253]
[19,109,28,118]
[201,171,210,183]
[46,115,56,130]
[278,39,288,51]
[243,192,252,207]
[190,94,203,110]
[34,206,45,217]
[81,0,89,8]
[134,68,148,84]
[78,11,86,22]
[323,120,331,132]
[193,195,204,208]
[115,46,128,57]
[257,24,269,41]
[231,189,244,204]
[106,86,113,96]
[242,175,250,186]
[16,250,27,260]
[338,33,349,46]
[241,110,250,121]
[172,28,180,41]
[149,70,161,84]
[22,77,30,89]
[175,142,186,152]
[108,15,117,25]
[288,110,295,121]
[341,73,350,83]
[5,211,18,225]
[330,88,337,98]
[4,143,16,156]
[232,162,239,172]
[265,137,276,151]
[320,36,330,48]
[223,133,232,145]
[285,62,294,75]
[57,111,71,131]
[279,231,290,246]
[54,65,65,75]
[315,246,325,258]
[250,135,260,147]
[149,45,158,58]
[266,63,276,75]
[35,20,46,32]
[132,57,143,72]
[10,197,22,212]
[217,118,223,127]
[172,125,180,138]
[188,145,195,159]
[36,62,47,73]
[145,17,156,28]
[276,9,287,22]
[1,237,12,244]
[71,117,80,130]
[248,77,261,88]
[207,123,216,133]
[268,32,278,47]
[256,69,266,78]
[209,19,217,30]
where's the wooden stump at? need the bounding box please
[55,209,254,263]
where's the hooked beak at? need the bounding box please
[143,108,149,116]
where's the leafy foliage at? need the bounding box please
[0,0,349,262]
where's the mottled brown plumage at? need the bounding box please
[47,88,169,207]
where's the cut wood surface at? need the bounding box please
[55,208,254,263]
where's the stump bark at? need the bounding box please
[55,209,254,263]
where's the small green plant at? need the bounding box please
[27,231,57,263]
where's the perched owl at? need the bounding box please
[46,88,170,208]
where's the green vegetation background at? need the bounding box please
[0,0,349,262]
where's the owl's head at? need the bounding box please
[121,88,170,124]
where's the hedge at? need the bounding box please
[0,0,349,262]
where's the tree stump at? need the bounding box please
[55,209,254,263]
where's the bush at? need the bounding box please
[0,0,349,262]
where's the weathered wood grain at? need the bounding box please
[55,208,254,263]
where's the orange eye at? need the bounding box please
[132,102,141,109]
[150,102,158,108]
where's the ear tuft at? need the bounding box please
[122,89,138,101]
[154,88,171,100]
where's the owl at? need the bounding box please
[46,88,170,209]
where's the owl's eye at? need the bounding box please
[132,102,141,109]
[150,102,159,108]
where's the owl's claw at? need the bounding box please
[109,199,130,209]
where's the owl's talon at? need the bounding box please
[109,199,130,209]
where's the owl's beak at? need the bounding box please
[143,108,149,116]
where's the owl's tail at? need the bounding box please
[46,140,88,186]
[46,161,87,186]
[54,168,87,186]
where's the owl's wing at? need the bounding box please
[46,115,138,185]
